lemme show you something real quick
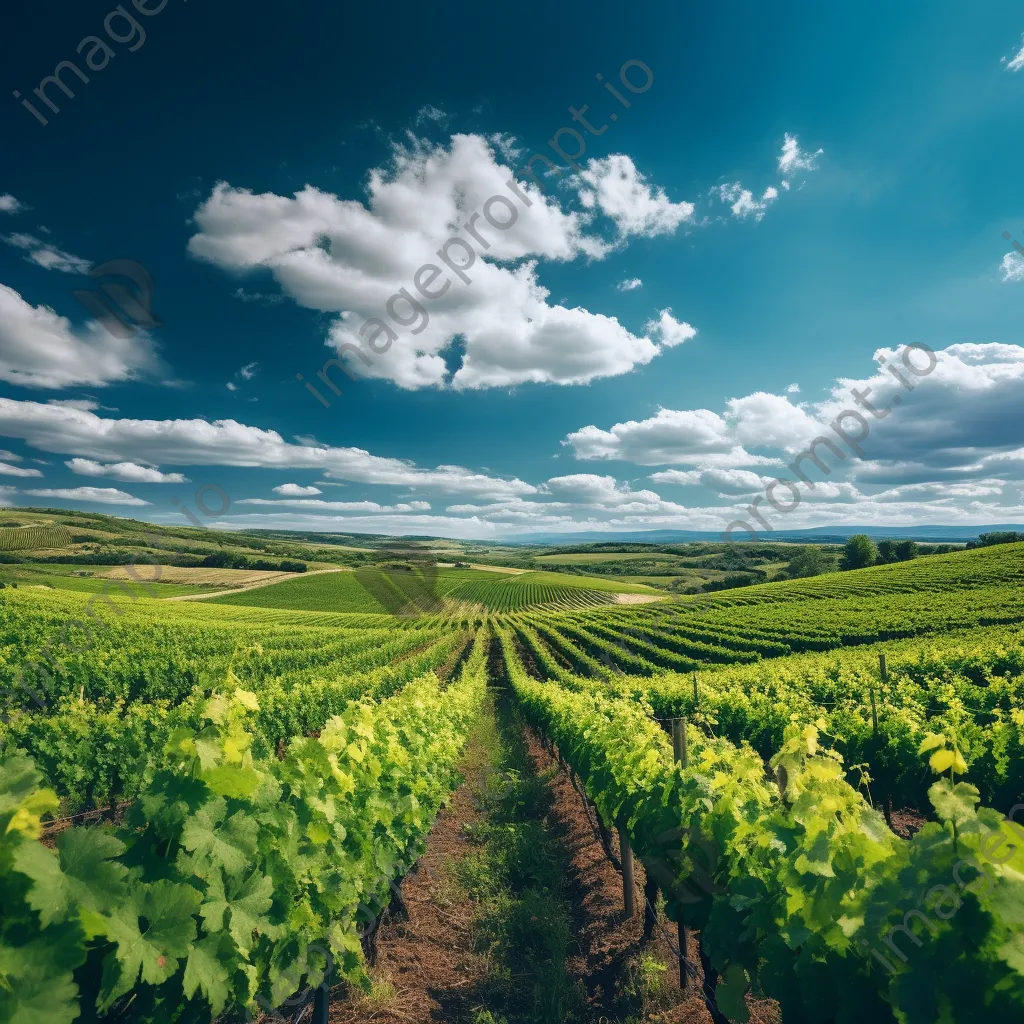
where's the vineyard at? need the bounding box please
[0,523,72,550]
[2,542,1023,1023]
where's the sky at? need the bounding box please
[1,0,1024,540]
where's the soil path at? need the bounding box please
[162,567,351,602]
[329,705,493,1024]
[330,689,779,1023]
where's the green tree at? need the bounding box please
[840,534,878,570]
[786,545,829,578]
[876,540,897,564]
[894,539,919,561]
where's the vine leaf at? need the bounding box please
[13,827,127,929]
[182,934,232,1016]
[98,879,202,1010]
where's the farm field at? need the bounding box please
[203,564,660,613]
[2,539,1023,1024]
[104,564,305,588]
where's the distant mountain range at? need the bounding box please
[508,525,1024,545]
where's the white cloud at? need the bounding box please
[645,308,697,348]
[47,399,102,412]
[0,462,42,478]
[786,383,800,394]
[232,287,284,305]
[616,277,643,291]
[870,480,1006,502]
[415,105,448,127]
[714,183,779,221]
[227,361,259,392]
[1006,35,1024,71]
[4,233,90,274]
[272,483,323,496]
[188,136,676,391]
[650,467,770,494]
[0,399,537,500]
[1001,251,1024,282]
[65,458,187,483]
[448,475,691,520]
[568,344,1024,533]
[0,283,161,388]
[24,486,149,506]
[778,133,823,175]
[725,391,825,450]
[565,407,777,467]
[0,195,23,214]
[574,155,694,238]
[237,498,431,512]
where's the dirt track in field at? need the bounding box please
[330,695,780,1024]
[162,566,351,601]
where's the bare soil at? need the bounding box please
[330,703,781,1024]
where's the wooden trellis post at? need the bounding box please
[670,716,688,987]
[619,827,635,918]
[878,653,892,827]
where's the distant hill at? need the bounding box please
[509,525,1024,545]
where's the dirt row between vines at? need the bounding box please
[330,691,780,1024]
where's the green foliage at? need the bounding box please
[0,632,488,1023]
[787,544,832,578]
[0,525,72,551]
[497,627,1024,1023]
[841,533,879,570]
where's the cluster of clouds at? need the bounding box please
[0,343,1018,537]
[8,113,1019,537]
[0,127,820,402]
[185,130,819,392]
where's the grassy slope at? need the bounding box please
[510,570,661,594]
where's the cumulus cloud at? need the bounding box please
[616,277,643,291]
[272,483,322,496]
[778,133,823,176]
[237,498,431,512]
[4,233,90,274]
[0,462,43,478]
[645,308,697,348]
[65,458,187,483]
[24,486,149,505]
[1000,251,1024,282]
[447,474,691,521]
[415,105,448,127]
[0,398,536,500]
[568,344,1024,528]
[187,135,684,391]
[0,282,161,388]
[227,361,259,391]
[565,407,779,467]
[0,195,23,214]
[714,183,779,221]
[574,155,694,238]
[650,467,771,494]
[1005,35,1024,71]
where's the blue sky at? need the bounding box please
[1,0,1024,539]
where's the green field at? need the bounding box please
[204,565,657,612]
[4,528,1024,1024]
[534,551,682,564]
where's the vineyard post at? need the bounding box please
[670,716,688,987]
[672,716,688,768]
[876,654,892,827]
[619,826,636,918]
[692,673,698,707]
[312,963,331,1024]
